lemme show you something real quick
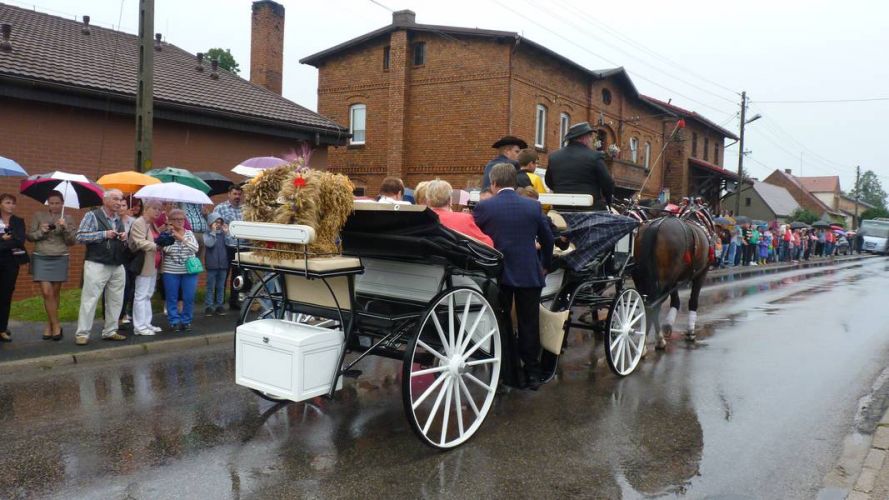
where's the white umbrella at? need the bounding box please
[20,171,104,216]
[134,182,213,205]
[232,156,287,178]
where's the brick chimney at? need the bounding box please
[250,0,285,94]
[392,10,416,26]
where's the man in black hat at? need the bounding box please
[545,122,615,210]
[482,136,531,191]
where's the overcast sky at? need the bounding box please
[9,0,888,192]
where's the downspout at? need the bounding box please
[508,35,520,134]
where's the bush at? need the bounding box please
[788,208,819,224]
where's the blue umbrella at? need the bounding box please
[0,156,28,177]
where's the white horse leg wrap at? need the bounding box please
[664,307,678,327]
[688,311,698,332]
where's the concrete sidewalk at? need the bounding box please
[0,253,878,375]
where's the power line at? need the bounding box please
[520,0,739,105]
[544,0,740,97]
[487,0,737,119]
[367,0,394,12]
[753,97,889,104]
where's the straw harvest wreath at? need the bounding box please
[241,163,354,256]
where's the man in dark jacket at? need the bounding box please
[474,163,554,389]
[482,135,531,191]
[545,122,615,210]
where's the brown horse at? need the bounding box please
[631,215,711,349]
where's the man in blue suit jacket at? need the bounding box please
[474,163,555,389]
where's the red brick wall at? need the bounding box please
[1,97,319,300]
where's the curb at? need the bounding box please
[705,254,874,283]
[0,332,234,375]
[847,410,889,499]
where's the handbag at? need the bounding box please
[185,255,204,274]
[129,251,146,274]
[12,248,30,266]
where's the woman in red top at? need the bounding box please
[424,180,494,247]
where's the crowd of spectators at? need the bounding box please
[715,222,852,268]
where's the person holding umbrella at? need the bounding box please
[26,191,75,340]
[74,189,129,345]
[161,209,199,332]
[213,184,245,310]
[0,193,27,343]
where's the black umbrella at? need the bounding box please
[193,171,234,197]
[812,220,831,228]
[790,221,810,229]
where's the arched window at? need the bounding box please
[535,104,547,148]
[349,104,366,145]
[602,88,612,105]
[644,142,651,169]
[559,112,570,142]
[630,137,639,163]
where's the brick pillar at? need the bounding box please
[250,0,285,94]
[387,29,409,179]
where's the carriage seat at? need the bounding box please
[236,252,362,273]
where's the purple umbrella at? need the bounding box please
[232,156,287,178]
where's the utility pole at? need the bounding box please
[134,0,155,172]
[734,91,747,216]
[854,165,861,229]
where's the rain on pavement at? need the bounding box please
[1,257,888,499]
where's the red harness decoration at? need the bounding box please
[683,250,693,264]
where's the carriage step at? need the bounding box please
[342,369,363,378]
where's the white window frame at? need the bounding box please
[644,142,651,169]
[559,112,570,143]
[535,104,547,148]
[349,104,366,145]
[630,137,639,163]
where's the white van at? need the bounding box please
[859,219,889,254]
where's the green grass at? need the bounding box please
[11,287,211,322]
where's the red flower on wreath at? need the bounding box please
[677,119,687,129]
[293,174,306,188]
[265,241,277,249]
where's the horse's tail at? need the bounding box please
[633,217,667,302]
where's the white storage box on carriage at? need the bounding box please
[236,319,343,402]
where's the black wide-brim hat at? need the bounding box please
[491,135,528,149]
[564,122,595,142]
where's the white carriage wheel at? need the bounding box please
[605,287,646,377]
[402,287,501,450]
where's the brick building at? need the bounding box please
[0,2,346,299]
[797,175,873,227]
[301,10,734,200]
[640,96,739,209]
[763,169,845,223]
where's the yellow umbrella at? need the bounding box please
[97,171,161,194]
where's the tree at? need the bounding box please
[205,48,240,74]
[788,208,819,224]
[861,207,889,220]
[848,170,887,209]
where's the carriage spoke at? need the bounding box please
[464,372,496,394]
[459,305,488,353]
[613,335,625,369]
[430,313,451,356]
[412,368,448,410]
[462,328,497,361]
[448,295,456,353]
[628,312,645,328]
[441,376,453,445]
[411,365,449,377]
[454,380,464,436]
[610,334,622,352]
[458,377,480,417]
[423,377,452,435]
[465,357,498,367]
[417,339,449,364]
[455,293,472,356]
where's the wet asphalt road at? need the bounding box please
[1,258,888,499]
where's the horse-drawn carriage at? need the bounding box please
[230,196,643,449]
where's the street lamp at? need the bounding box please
[734,93,762,216]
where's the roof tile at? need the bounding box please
[0,4,345,135]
